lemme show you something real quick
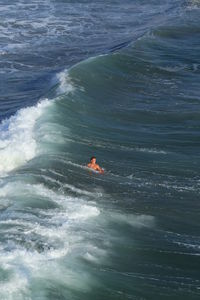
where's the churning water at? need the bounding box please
[0,1,200,299]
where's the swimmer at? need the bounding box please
[87,156,104,174]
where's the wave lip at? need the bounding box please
[0,69,75,176]
[56,71,75,95]
[0,99,51,175]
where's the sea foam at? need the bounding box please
[0,70,74,176]
[0,99,51,175]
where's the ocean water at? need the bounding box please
[0,0,200,299]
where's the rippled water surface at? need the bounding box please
[0,1,200,299]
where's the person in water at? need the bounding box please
[87,156,104,173]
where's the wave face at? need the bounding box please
[1,1,200,300]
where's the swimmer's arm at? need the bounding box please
[96,165,104,174]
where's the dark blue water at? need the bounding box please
[0,0,200,299]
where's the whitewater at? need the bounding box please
[0,0,200,299]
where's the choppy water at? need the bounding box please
[0,0,200,299]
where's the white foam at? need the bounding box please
[63,183,95,196]
[110,213,155,228]
[0,246,71,299]
[56,70,75,95]
[84,252,98,262]
[187,0,200,10]
[0,178,102,297]
[83,245,107,264]
[70,205,100,220]
[0,68,76,176]
[135,147,167,154]
[0,181,100,221]
[0,272,29,300]
[0,99,51,175]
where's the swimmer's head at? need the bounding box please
[90,156,96,163]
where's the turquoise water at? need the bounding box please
[0,1,200,299]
